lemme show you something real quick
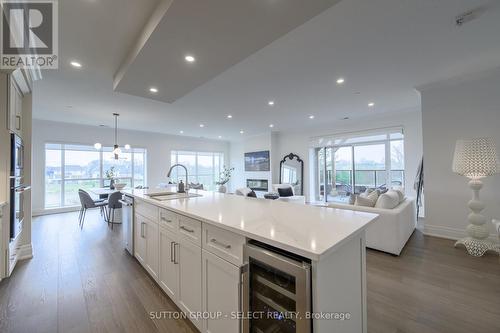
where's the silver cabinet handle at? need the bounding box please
[118,200,132,206]
[180,225,194,233]
[211,238,231,249]
[161,216,172,223]
[15,115,21,130]
[170,241,175,262]
[240,264,249,333]
[174,243,179,264]
[141,222,146,238]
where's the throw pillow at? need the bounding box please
[375,190,400,209]
[278,187,294,197]
[360,188,373,198]
[392,189,405,203]
[355,190,379,207]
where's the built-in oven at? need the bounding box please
[10,133,28,240]
[242,241,312,333]
[10,179,30,240]
[10,134,24,178]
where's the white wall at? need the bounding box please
[419,67,500,240]
[228,133,273,193]
[272,109,423,202]
[32,119,230,214]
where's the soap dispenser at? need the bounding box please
[177,180,185,193]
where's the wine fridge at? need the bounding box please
[242,241,312,333]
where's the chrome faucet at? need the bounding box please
[167,164,188,193]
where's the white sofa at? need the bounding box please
[272,184,306,204]
[328,197,417,255]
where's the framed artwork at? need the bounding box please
[244,150,270,171]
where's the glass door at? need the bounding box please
[244,243,311,333]
[353,143,386,193]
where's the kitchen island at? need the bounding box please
[124,188,378,333]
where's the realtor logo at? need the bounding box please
[1,0,58,69]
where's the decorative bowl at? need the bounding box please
[114,183,127,190]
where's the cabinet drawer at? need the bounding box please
[202,224,245,266]
[135,199,158,222]
[178,215,202,246]
[159,208,178,231]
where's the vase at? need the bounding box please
[218,185,227,193]
[109,179,115,190]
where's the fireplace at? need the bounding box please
[246,179,269,192]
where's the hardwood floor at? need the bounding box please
[0,210,499,333]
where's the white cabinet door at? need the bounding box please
[8,77,22,135]
[134,214,147,266]
[178,237,202,331]
[159,226,179,300]
[145,218,159,281]
[202,249,241,333]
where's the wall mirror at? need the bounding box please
[279,153,304,195]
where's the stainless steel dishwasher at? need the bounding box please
[119,194,134,255]
[242,240,312,333]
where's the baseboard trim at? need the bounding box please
[423,223,498,242]
[33,206,80,216]
[17,243,33,260]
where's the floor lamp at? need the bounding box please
[452,137,500,256]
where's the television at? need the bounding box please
[244,150,270,171]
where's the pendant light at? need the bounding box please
[94,113,131,159]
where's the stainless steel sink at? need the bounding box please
[146,192,202,201]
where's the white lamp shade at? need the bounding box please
[452,137,499,179]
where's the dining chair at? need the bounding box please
[78,189,108,229]
[106,191,122,229]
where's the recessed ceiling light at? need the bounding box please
[268,101,275,106]
[199,124,204,128]
[269,124,274,128]
[94,143,102,150]
[368,102,375,107]
[336,78,345,84]
[185,55,195,63]
[124,144,131,150]
[240,130,244,134]
[218,135,222,139]
[309,115,315,119]
[149,87,158,93]
[227,114,232,119]
[70,61,82,68]
[179,130,184,134]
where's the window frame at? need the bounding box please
[170,150,224,191]
[44,142,147,209]
[314,131,404,203]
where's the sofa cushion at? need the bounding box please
[355,190,379,207]
[278,187,294,197]
[392,188,405,203]
[375,190,400,209]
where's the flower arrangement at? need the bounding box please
[215,166,234,185]
[105,166,116,179]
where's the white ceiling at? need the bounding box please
[33,0,500,141]
[114,0,341,103]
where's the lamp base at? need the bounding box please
[454,237,500,257]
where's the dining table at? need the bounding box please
[88,188,121,201]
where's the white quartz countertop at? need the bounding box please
[124,188,378,261]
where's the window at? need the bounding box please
[44,143,147,209]
[170,151,224,191]
[313,129,404,203]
